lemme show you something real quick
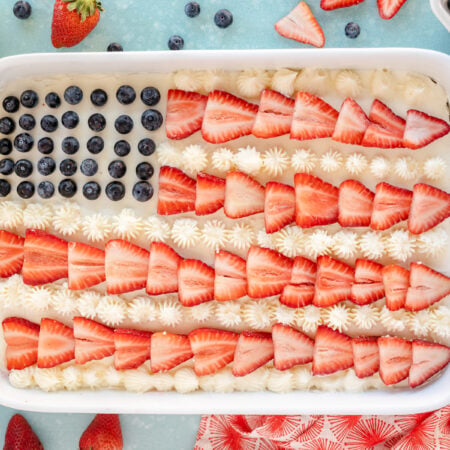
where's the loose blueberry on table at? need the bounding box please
[87,136,104,154]
[13,1,32,19]
[64,86,83,105]
[107,42,123,52]
[345,22,361,39]
[214,9,233,28]
[38,181,55,199]
[168,35,184,50]
[185,2,200,18]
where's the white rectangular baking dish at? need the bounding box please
[0,48,449,415]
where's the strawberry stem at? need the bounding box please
[63,0,103,21]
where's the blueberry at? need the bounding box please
[0,139,12,155]
[138,138,155,156]
[87,136,104,154]
[58,179,77,198]
[141,87,160,106]
[108,160,127,179]
[88,113,106,132]
[37,137,54,154]
[60,159,77,176]
[14,133,33,152]
[185,2,200,17]
[107,42,123,52]
[61,136,79,155]
[168,35,184,50]
[80,159,98,176]
[133,181,154,202]
[214,9,233,28]
[90,89,108,106]
[0,117,16,135]
[41,115,58,132]
[106,181,125,201]
[20,90,38,108]
[3,96,19,113]
[114,115,133,134]
[64,86,83,105]
[62,111,79,129]
[141,109,163,131]
[0,159,14,175]
[116,85,136,105]
[114,140,130,157]
[37,157,56,176]
[0,180,11,197]
[45,92,61,108]
[345,22,360,39]
[13,1,31,19]
[136,162,154,180]
[17,181,34,199]
[38,181,55,199]
[83,181,101,200]
[19,114,35,131]
[14,159,33,178]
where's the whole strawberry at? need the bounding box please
[51,0,103,48]
[79,414,123,450]
[4,414,43,450]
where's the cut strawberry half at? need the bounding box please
[105,240,149,294]
[246,246,293,298]
[150,331,193,373]
[378,336,412,385]
[405,263,450,311]
[195,172,226,216]
[370,182,413,231]
[68,242,105,290]
[382,264,409,311]
[252,89,295,138]
[214,276,247,302]
[165,89,208,140]
[37,318,75,368]
[264,181,295,233]
[0,230,24,278]
[178,259,215,306]
[22,229,68,286]
[332,98,370,145]
[272,323,314,370]
[113,328,152,370]
[233,331,274,376]
[313,255,355,307]
[352,337,379,378]
[201,90,258,144]
[350,259,385,305]
[5,345,39,372]
[321,0,365,10]
[146,242,182,295]
[275,1,325,48]
[224,171,265,219]
[157,166,196,216]
[377,0,408,19]
[312,325,353,375]
[408,183,450,235]
[214,250,247,301]
[338,179,375,227]
[214,250,247,279]
[290,91,338,140]
[294,173,339,228]
[368,99,406,136]
[291,256,317,285]
[189,328,239,376]
[409,340,450,388]
[362,123,404,148]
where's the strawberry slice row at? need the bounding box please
[3,317,448,388]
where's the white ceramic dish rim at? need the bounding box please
[0,48,449,415]
[429,0,450,31]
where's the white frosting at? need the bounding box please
[173,70,203,92]
[234,367,269,392]
[343,369,369,392]
[256,230,277,250]
[103,366,123,387]
[157,142,182,166]
[234,146,263,175]
[370,156,391,179]
[385,229,416,262]
[267,369,294,393]
[228,223,255,251]
[201,69,228,92]
[394,157,420,180]
[22,286,52,312]
[143,216,171,243]
[371,69,396,99]
[295,68,330,95]
[274,304,297,325]
[236,69,271,98]
[152,373,175,391]
[77,291,102,319]
[274,226,304,258]
[242,300,274,329]
[304,230,334,259]
[345,153,368,176]
[323,304,352,332]
[297,305,322,333]
[51,283,78,316]
[9,367,36,389]
[292,366,313,390]
[262,147,289,177]
[182,144,208,174]
[96,295,127,327]
[209,367,235,393]
[320,150,343,173]
[52,203,81,236]
[61,366,83,390]
[158,299,183,327]
[82,366,105,389]
[359,231,386,260]
[0,201,23,230]
[127,296,159,324]
[0,275,24,309]
[201,220,229,250]
[123,368,154,393]
[430,306,450,339]
[34,368,63,392]
[335,70,362,97]
[407,310,432,336]
[332,231,359,259]
[211,147,235,172]
[188,302,215,323]
[111,209,143,240]
[82,213,112,242]
[352,304,380,330]
[23,203,53,229]
[291,148,317,173]
[380,306,406,332]
[403,74,428,105]
[271,69,298,97]
[171,218,201,249]
[174,368,199,393]
[216,301,242,327]
[423,157,447,180]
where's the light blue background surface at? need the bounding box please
[0,0,449,448]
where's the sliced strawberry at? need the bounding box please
[195,172,226,216]
[146,242,182,295]
[224,171,265,219]
[272,323,314,370]
[201,90,258,144]
[246,246,293,298]
[350,259,385,305]
[362,123,404,148]
[75,340,116,366]
[383,264,409,311]
[5,345,39,371]
[105,240,149,294]
[157,166,196,215]
[405,263,450,311]
[214,276,247,301]
[37,318,75,368]
[409,340,450,388]
[22,229,68,286]
[233,331,274,376]
[188,328,239,376]
[264,181,295,233]
[0,230,24,278]
[408,183,450,235]
[291,256,317,285]
[150,332,193,373]
[178,259,215,306]
[294,173,339,228]
[275,1,325,48]
[338,179,375,227]
[113,328,152,370]
[214,250,247,279]
[378,336,412,385]
[332,98,370,145]
[321,0,365,10]
[352,337,379,378]
[377,0,408,19]
[290,91,338,140]
[313,255,355,307]
[370,182,413,231]
[368,99,406,137]
[68,242,105,290]
[214,250,247,301]
[312,325,353,375]
[165,89,208,140]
